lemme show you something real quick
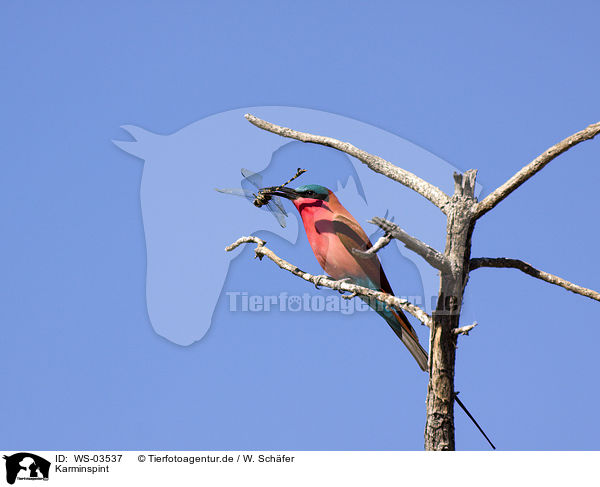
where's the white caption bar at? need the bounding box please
[1,451,597,486]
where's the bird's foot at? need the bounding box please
[335,277,353,294]
[313,275,330,289]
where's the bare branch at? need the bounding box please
[470,257,600,302]
[352,233,393,257]
[453,322,478,336]
[474,121,600,219]
[245,113,451,212]
[369,217,452,273]
[226,236,433,327]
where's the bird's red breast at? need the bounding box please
[293,189,422,345]
[293,191,372,282]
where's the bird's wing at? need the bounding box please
[331,214,393,294]
[332,213,423,345]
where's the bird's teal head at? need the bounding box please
[294,184,331,201]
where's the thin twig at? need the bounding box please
[352,233,393,257]
[226,236,433,327]
[453,322,478,335]
[369,217,452,273]
[470,257,600,302]
[245,113,451,212]
[474,121,600,219]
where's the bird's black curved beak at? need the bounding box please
[259,186,300,200]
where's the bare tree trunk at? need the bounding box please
[425,171,477,450]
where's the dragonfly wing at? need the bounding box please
[271,195,288,216]
[240,168,263,189]
[215,187,254,201]
[240,169,288,226]
[265,200,287,228]
[220,169,291,228]
[216,187,287,228]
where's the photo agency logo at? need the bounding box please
[2,453,50,484]
[113,106,481,346]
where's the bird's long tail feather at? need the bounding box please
[362,295,428,371]
[385,309,428,372]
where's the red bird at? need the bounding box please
[263,183,428,371]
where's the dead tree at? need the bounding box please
[227,114,600,450]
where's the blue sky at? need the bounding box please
[1,1,599,450]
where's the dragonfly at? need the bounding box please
[216,168,307,228]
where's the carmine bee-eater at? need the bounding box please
[261,183,428,371]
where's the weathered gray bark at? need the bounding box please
[235,115,600,451]
[425,170,477,450]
